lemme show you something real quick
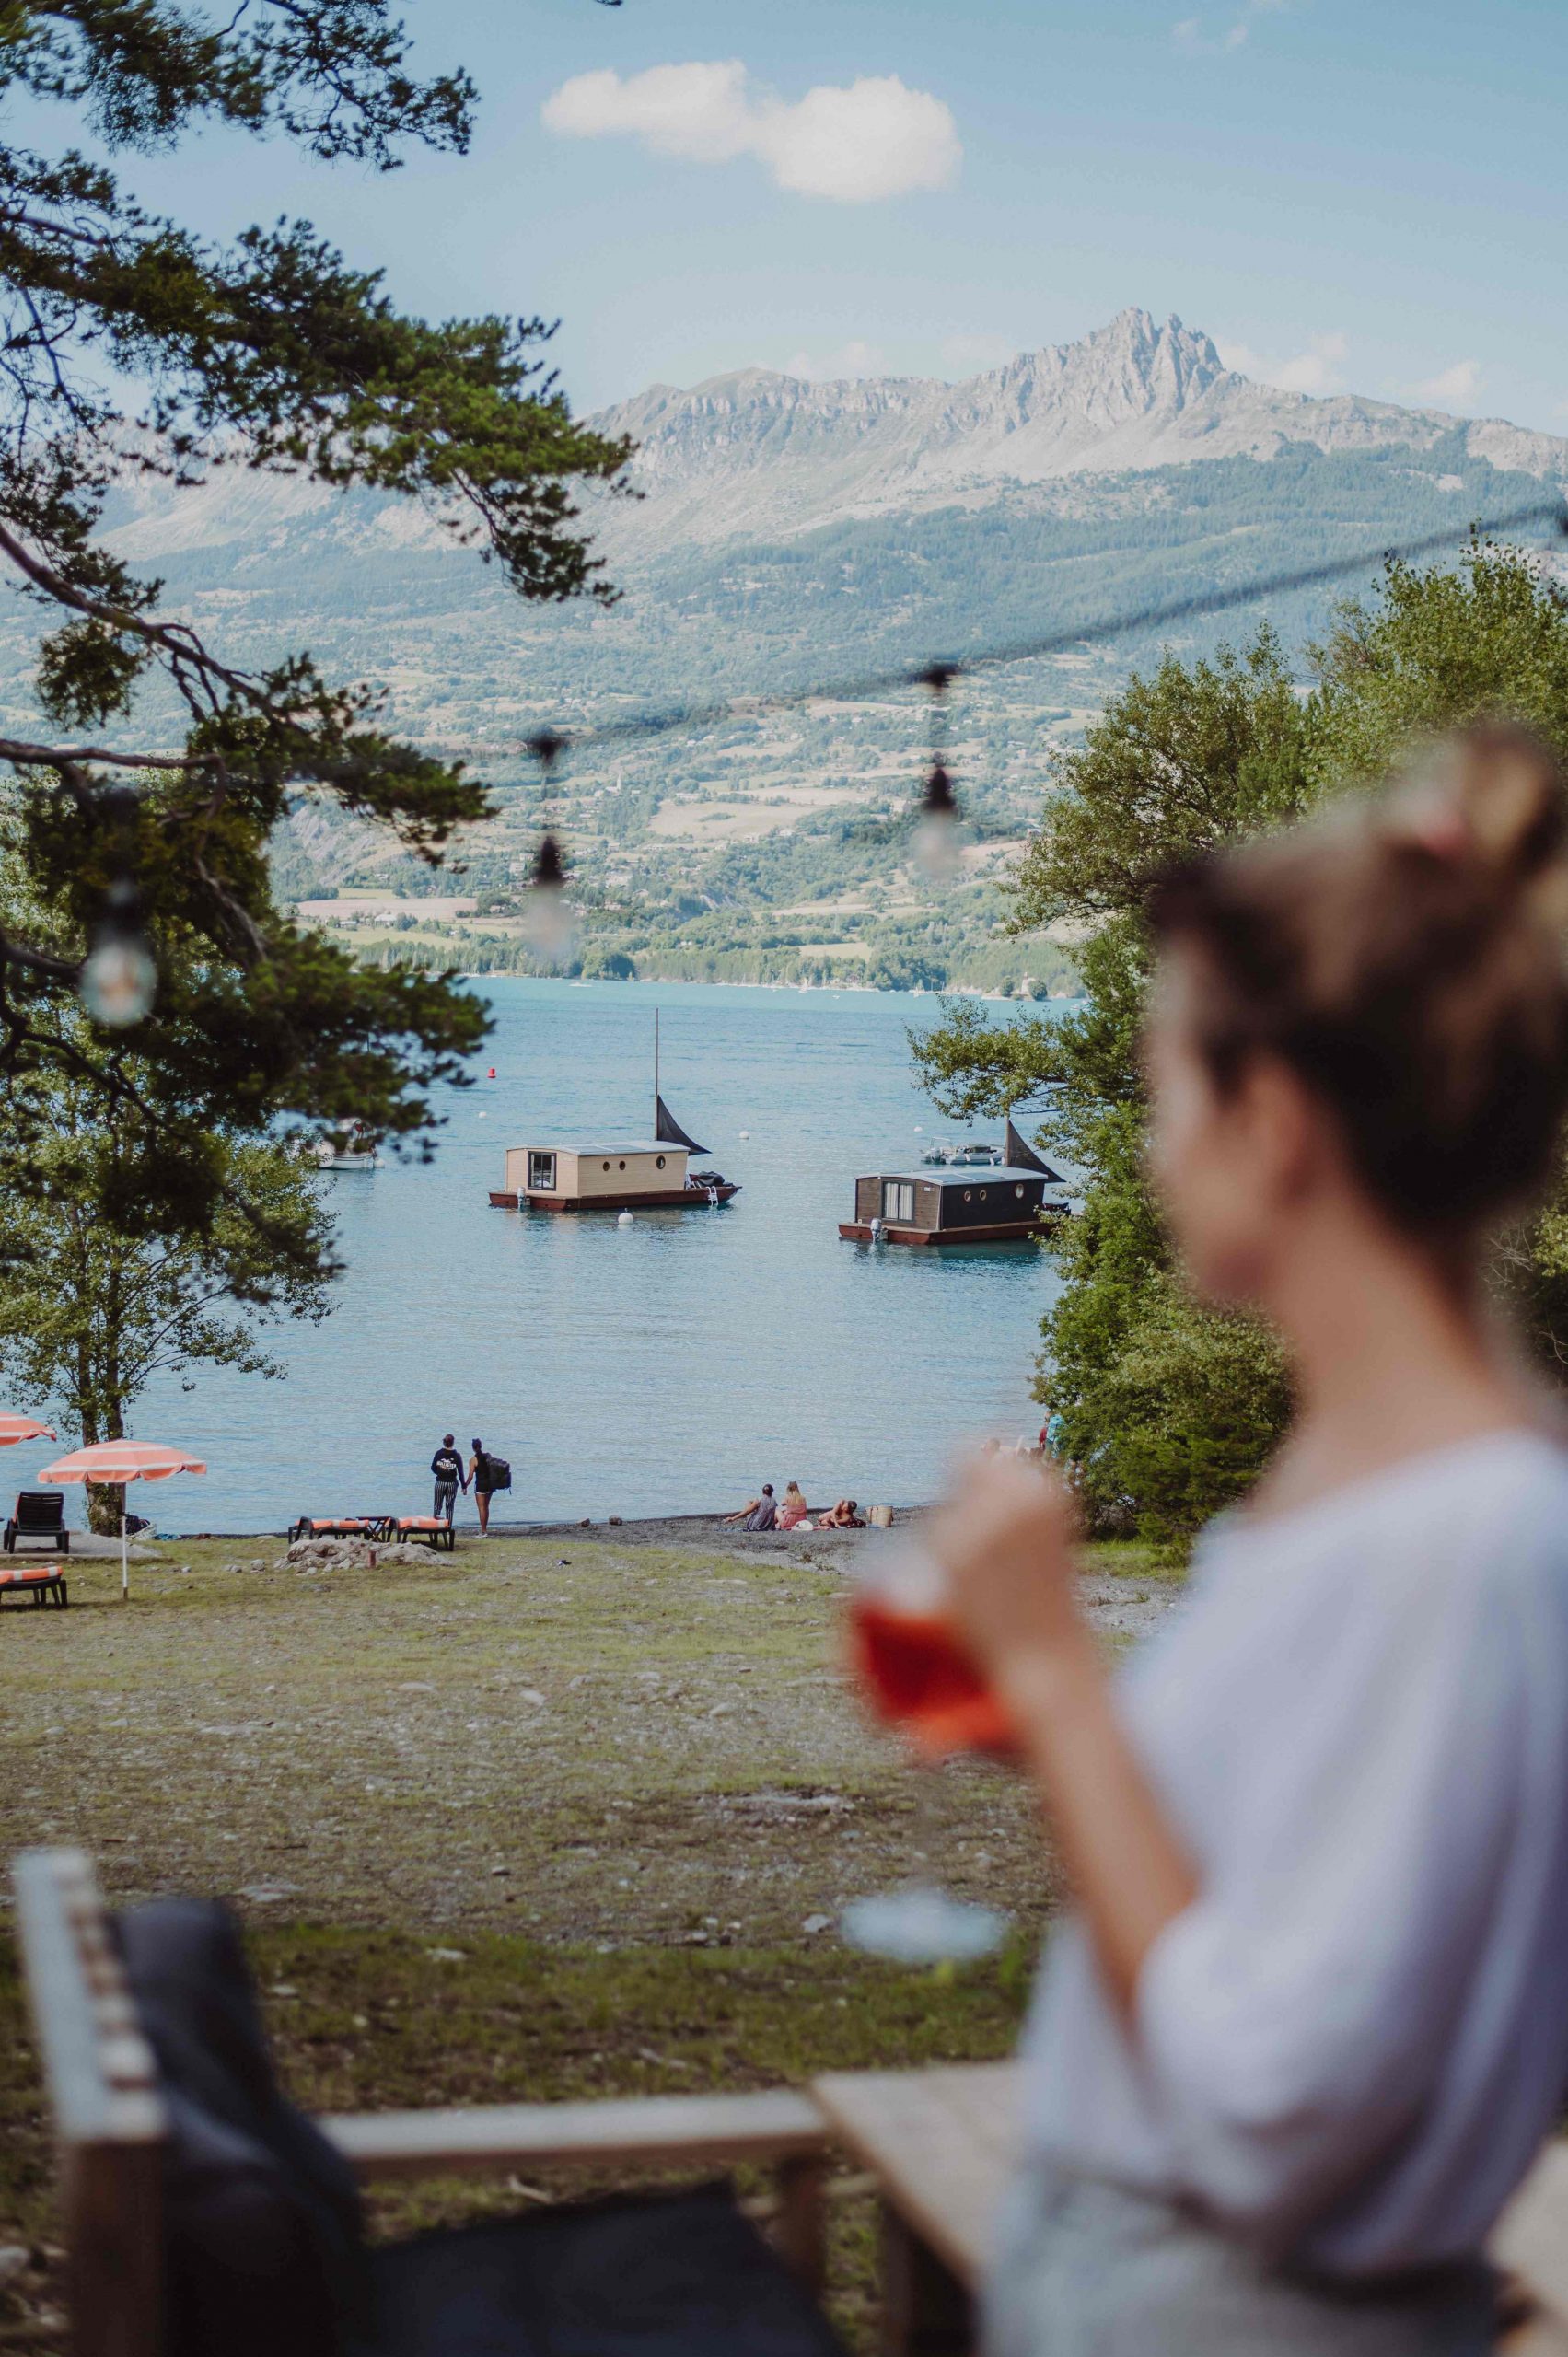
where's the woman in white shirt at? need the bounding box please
[930,727,1568,2353]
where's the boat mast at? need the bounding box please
[654,1006,659,1135]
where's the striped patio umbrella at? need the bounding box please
[39,1441,206,1602]
[0,1416,55,1446]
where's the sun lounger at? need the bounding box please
[4,1490,68,1553]
[394,1516,457,1553]
[0,1561,66,1609]
[288,1515,377,1543]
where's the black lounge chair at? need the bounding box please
[394,1516,457,1553]
[0,1562,66,1608]
[4,1491,67,1554]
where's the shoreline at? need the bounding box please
[163,1506,926,1545]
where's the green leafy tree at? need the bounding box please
[915,552,1568,1545]
[912,631,1309,1540]
[0,1,631,1233]
[0,1081,333,1528]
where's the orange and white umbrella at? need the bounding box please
[0,1415,55,1446]
[40,1440,206,1600]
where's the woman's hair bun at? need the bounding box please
[1387,726,1568,919]
[1148,724,1568,1241]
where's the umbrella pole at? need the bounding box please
[121,1501,128,1602]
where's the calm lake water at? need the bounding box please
[126,980,1064,1534]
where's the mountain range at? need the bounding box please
[587,308,1568,545]
[1,308,1562,988]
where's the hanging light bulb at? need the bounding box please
[912,662,964,879]
[79,801,157,1028]
[523,830,578,969]
[522,728,577,969]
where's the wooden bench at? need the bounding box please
[813,2062,1568,2357]
[13,1848,831,2357]
[21,1843,1568,2357]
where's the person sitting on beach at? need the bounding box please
[776,1481,810,1530]
[819,1498,864,1528]
[744,1485,778,1531]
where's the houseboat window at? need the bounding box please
[602,1161,610,1171]
[528,1152,557,1190]
[1016,1184,1026,1198]
[881,1179,915,1223]
[979,1189,989,1202]
[619,1159,627,1169]
[963,1190,972,1202]
[656,1155,667,1169]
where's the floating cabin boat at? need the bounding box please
[312,1120,377,1170]
[489,1020,738,1214]
[841,1120,1068,1247]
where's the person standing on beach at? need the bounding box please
[431,1434,465,1526]
[468,1436,496,1536]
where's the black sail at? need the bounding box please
[656,1096,708,1156]
[1005,1116,1060,1179]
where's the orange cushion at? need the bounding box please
[398,1517,445,1532]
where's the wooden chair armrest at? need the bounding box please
[321,2087,829,2182]
[1492,2142,1568,2335]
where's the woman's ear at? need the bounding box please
[1236,1052,1330,1209]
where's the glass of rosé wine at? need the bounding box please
[838,1538,1015,1965]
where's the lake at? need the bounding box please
[134,979,1065,1533]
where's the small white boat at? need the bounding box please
[313,1121,378,1169]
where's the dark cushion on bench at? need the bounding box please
[113,1902,842,2357]
[114,1898,373,2357]
[371,2185,846,2357]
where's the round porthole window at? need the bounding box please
[602,1160,610,1171]
[656,1155,667,1169]
[963,1189,973,1202]
[1016,1184,1026,1199]
[979,1189,989,1202]
[619,1159,627,1170]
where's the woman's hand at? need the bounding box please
[927,1452,1086,1679]
[930,1453,1197,2011]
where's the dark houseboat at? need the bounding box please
[840,1120,1068,1246]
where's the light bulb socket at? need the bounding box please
[920,762,958,819]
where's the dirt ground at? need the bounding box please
[0,1522,1175,2350]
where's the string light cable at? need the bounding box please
[517,500,1568,830]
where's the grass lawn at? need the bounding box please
[0,1527,1170,2350]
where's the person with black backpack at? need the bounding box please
[467,1436,512,1535]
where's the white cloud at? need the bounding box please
[784,340,888,382]
[1413,359,1482,410]
[1175,0,1286,53]
[542,61,960,202]
[1218,330,1348,395]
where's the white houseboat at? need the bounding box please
[489,1016,738,1214]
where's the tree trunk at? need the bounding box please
[84,1403,125,1538]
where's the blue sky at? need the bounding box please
[57,0,1568,428]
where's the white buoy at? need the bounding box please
[618,1210,634,1226]
[478,1111,487,1119]
[738,1130,750,1140]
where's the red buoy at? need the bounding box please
[486,1067,496,1080]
